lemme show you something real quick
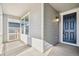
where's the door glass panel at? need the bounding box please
[25,17,29,35]
[25,26,29,34]
[21,19,24,34]
[21,16,29,35]
[9,22,20,27]
[21,23,24,34]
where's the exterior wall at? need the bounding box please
[29,3,44,52]
[0,5,3,43]
[44,3,59,51]
[30,4,42,39]
[0,5,3,55]
[60,8,79,47]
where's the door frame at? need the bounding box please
[60,8,79,47]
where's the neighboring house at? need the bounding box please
[0,3,79,56]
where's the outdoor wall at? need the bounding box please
[30,4,44,52]
[0,5,3,55]
[0,5,3,43]
[44,3,59,51]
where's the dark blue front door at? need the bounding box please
[63,12,76,44]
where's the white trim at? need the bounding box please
[32,37,44,53]
[44,40,53,51]
[27,12,31,46]
[60,7,79,47]
[41,3,44,52]
[60,8,79,15]
[21,12,30,20]
[7,15,9,42]
[8,18,20,23]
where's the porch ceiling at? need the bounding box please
[50,3,79,13]
[1,3,79,17]
[1,3,38,17]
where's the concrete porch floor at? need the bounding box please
[4,40,30,56]
[17,43,79,56]
[1,40,79,56]
[3,40,51,56]
[48,43,79,56]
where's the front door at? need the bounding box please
[63,12,76,44]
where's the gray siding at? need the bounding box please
[44,3,59,50]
